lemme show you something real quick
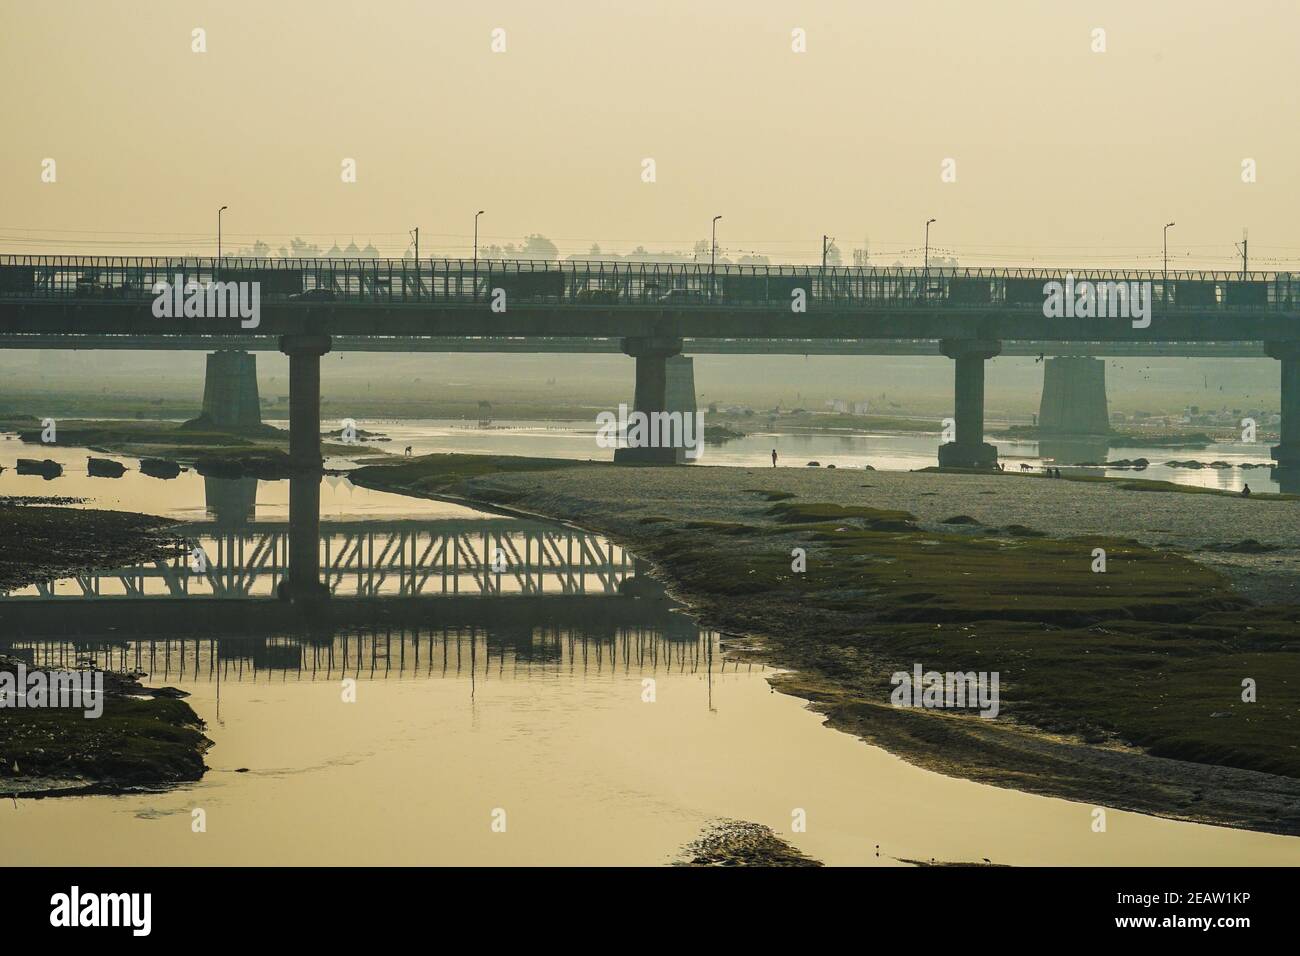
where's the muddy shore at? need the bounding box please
[0,496,182,593]
[351,455,1300,836]
[0,500,211,796]
[0,654,211,797]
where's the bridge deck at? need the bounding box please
[2,257,1296,345]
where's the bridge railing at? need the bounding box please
[2,256,1296,312]
[0,522,636,600]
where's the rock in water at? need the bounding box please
[87,457,126,478]
[675,820,822,867]
[139,458,182,479]
[16,459,62,479]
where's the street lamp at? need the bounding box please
[218,205,228,264]
[711,215,722,298]
[924,218,936,271]
[474,210,485,266]
[1163,222,1175,279]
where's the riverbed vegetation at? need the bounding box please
[0,655,211,795]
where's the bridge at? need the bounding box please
[2,517,634,601]
[4,625,721,684]
[2,255,1297,473]
[0,515,638,602]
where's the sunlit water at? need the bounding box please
[293,418,1285,494]
[2,443,1297,865]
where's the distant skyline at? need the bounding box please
[3,0,1297,267]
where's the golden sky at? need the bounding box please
[2,0,1296,267]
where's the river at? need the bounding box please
[1,441,1297,865]
[306,418,1287,494]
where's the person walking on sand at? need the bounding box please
[1242,484,1252,497]
[771,449,778,468]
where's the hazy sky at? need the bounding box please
[3,0,1296,266]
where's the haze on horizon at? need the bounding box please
[2,0,1296,268]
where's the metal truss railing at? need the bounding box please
[2,255,1296,311]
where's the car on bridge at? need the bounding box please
[658,288,708,305]
[288,288,338,302]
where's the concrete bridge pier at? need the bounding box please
[937,338,1001,469]
[1038,356,1109,437]
[199,350,262,431]
[614,336,688,464]
[203,475,258,527]
[280,469,328,603]
[278,334,331,602]
[280,334,332,473]
[1266,341,1300,469]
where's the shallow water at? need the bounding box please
[2,444,1297,865]
[298,418,1287,494]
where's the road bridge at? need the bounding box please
[2,256,1296,470]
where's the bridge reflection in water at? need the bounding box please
[4,474,636,601]
[10,515,635,600]
[7,624,729,685]
[0,472,733,684]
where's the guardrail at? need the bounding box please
[2,256,1296,311]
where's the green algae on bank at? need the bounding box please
[0,656,212,797]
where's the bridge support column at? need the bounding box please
[198,350,262,431]
[614,336,688,464]
[937,339,1001,469]
[1266,342,1300,469]
[280,334,332,473]
[1038,356,1109,437]
[281,471,328,603]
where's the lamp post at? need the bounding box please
[473,210,485,299]
[218,205,228,264]
[924,218,936,271]
[711,215,721,298]
[1163,222,1176,304]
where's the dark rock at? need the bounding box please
[16,458,62,479]
[87,457,126,478]
[139,458,182,479]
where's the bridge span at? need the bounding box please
[2,255,1297,470]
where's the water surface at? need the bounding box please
[2,444,1296,865]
